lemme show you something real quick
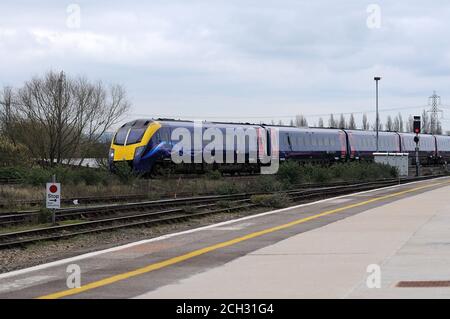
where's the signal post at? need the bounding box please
[413,116,421,177]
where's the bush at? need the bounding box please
[0,137,31,166]
[216,183,241,195]
[37,208,53,224]
[276,161,398,186]
[26,167,52,186]
[113,161,138,184]
[0,166,28,180]
[250,175,284,192]
[277,161,302,185]
[250,193,291,208]
[205,170,222,180]
[0,164,117,187]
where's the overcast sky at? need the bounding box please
[1,0,450,130]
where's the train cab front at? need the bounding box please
[109,119,162,174]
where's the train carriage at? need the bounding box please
[275,127,347,163]
[345,130,400,161]
[398,133,436,165]
[435,135,450,163]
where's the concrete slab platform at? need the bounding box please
[136,182,450,299]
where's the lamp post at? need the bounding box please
[374,76,381,151]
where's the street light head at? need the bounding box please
[374,76,381,81]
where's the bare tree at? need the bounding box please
[397,113,404,132]
[74,80,130,165]
[328,114,336,128]
[295,114,308,127]
[393,113,405,132]
[14,70,130,166]
[436,119,443,135]
[421,109,430,134]
[338,114,346,129]
[362,113,369,130]
[372,121,383,131]
[385,115,393,131]
[0,86,16,144]
[318,117,324,128]
[406,115,414,132]
[348,114,356,129]
[393,115,400,132]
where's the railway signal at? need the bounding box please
[413,116,420,176]
[413,116,421,134]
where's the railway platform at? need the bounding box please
[0,176,449,299]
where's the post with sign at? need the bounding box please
[413,116,421,177]
[46,175,60,225]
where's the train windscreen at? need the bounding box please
[114,126,147,145]
[126,128,146,144]
[114,127,128,145]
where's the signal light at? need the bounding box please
[413,116,421,134]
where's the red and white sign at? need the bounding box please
[46,183,61,209]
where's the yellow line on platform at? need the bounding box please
[37,180,447,299]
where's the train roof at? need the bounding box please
[122,119,450,138]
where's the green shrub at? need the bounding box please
[205,170,222,180]
[216,183,241,195]
[277,161,302,185]
[251,175,284,192]
[0,166,28,180]
[0,137,31,166]
[37,208,52,224]
[113,161,137,184]
[250,193,291,208]
[276,161,398,186]
[26,167,52,186]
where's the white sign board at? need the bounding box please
[46,183,61,209]
[373,152,409,176]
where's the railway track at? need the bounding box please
[0,174,444,248]
[0,193,148,209]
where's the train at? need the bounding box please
[109,118,450,175]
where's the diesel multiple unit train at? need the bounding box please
[109,118,450,174]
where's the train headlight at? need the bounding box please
[134,146,146,159]
[109,148,115,160]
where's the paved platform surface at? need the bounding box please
[137,179,450,299]
[1,177,449,299]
